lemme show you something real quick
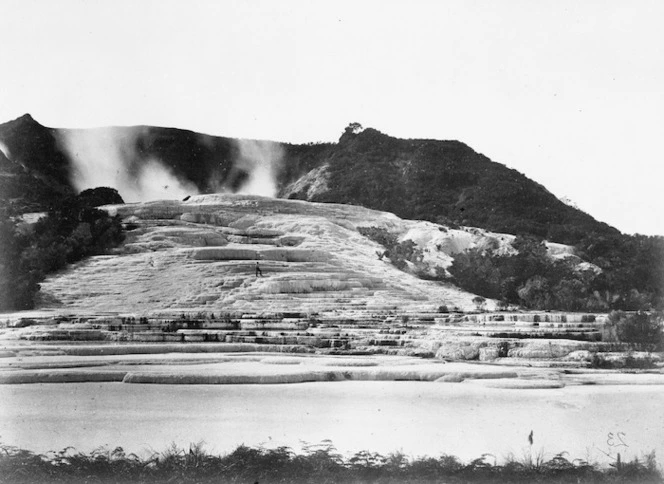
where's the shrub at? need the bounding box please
[472,296,486,312]
[602,311,663,351]
[590,353,657,369]
[358,226,423,272]
[0,440,661,484]
[77,187,124,207]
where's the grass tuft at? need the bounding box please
[0,441,662,483]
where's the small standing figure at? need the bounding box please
[255,261,263,277]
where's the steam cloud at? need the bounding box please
[58,128,283,203]
[59,128,199,202]
[234,139,284,198]
[0,141,10,159]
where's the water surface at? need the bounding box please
[1,382,661,464]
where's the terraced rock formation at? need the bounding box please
[2,309,627,365]
[34,194,492,315]
[2,194,650,373]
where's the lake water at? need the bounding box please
[1,381,662,465]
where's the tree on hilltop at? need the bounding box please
[344,122,364,135]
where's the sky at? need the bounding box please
[0,0,662,235]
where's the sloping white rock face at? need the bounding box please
[36,195,484,316]
[35,194,587,318]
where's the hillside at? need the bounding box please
[32,194,492,315]
[287,127,620,245]
[0,115,74,211]
[0,115,617,245]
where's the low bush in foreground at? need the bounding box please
[601,311,664,352]
[0,441,661,483]
[590,353,658,370]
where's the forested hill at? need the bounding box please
[0,114,630,245]
[284,125,619,245]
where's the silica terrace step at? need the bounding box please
[6,308,614,364]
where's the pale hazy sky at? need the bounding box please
[1,0,662,235]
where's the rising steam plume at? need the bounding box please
[58,127,284,202]
[59,128,200,202]
[234,139,284,198]
[0,141,10,159]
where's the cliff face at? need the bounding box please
[0,115,616,244]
